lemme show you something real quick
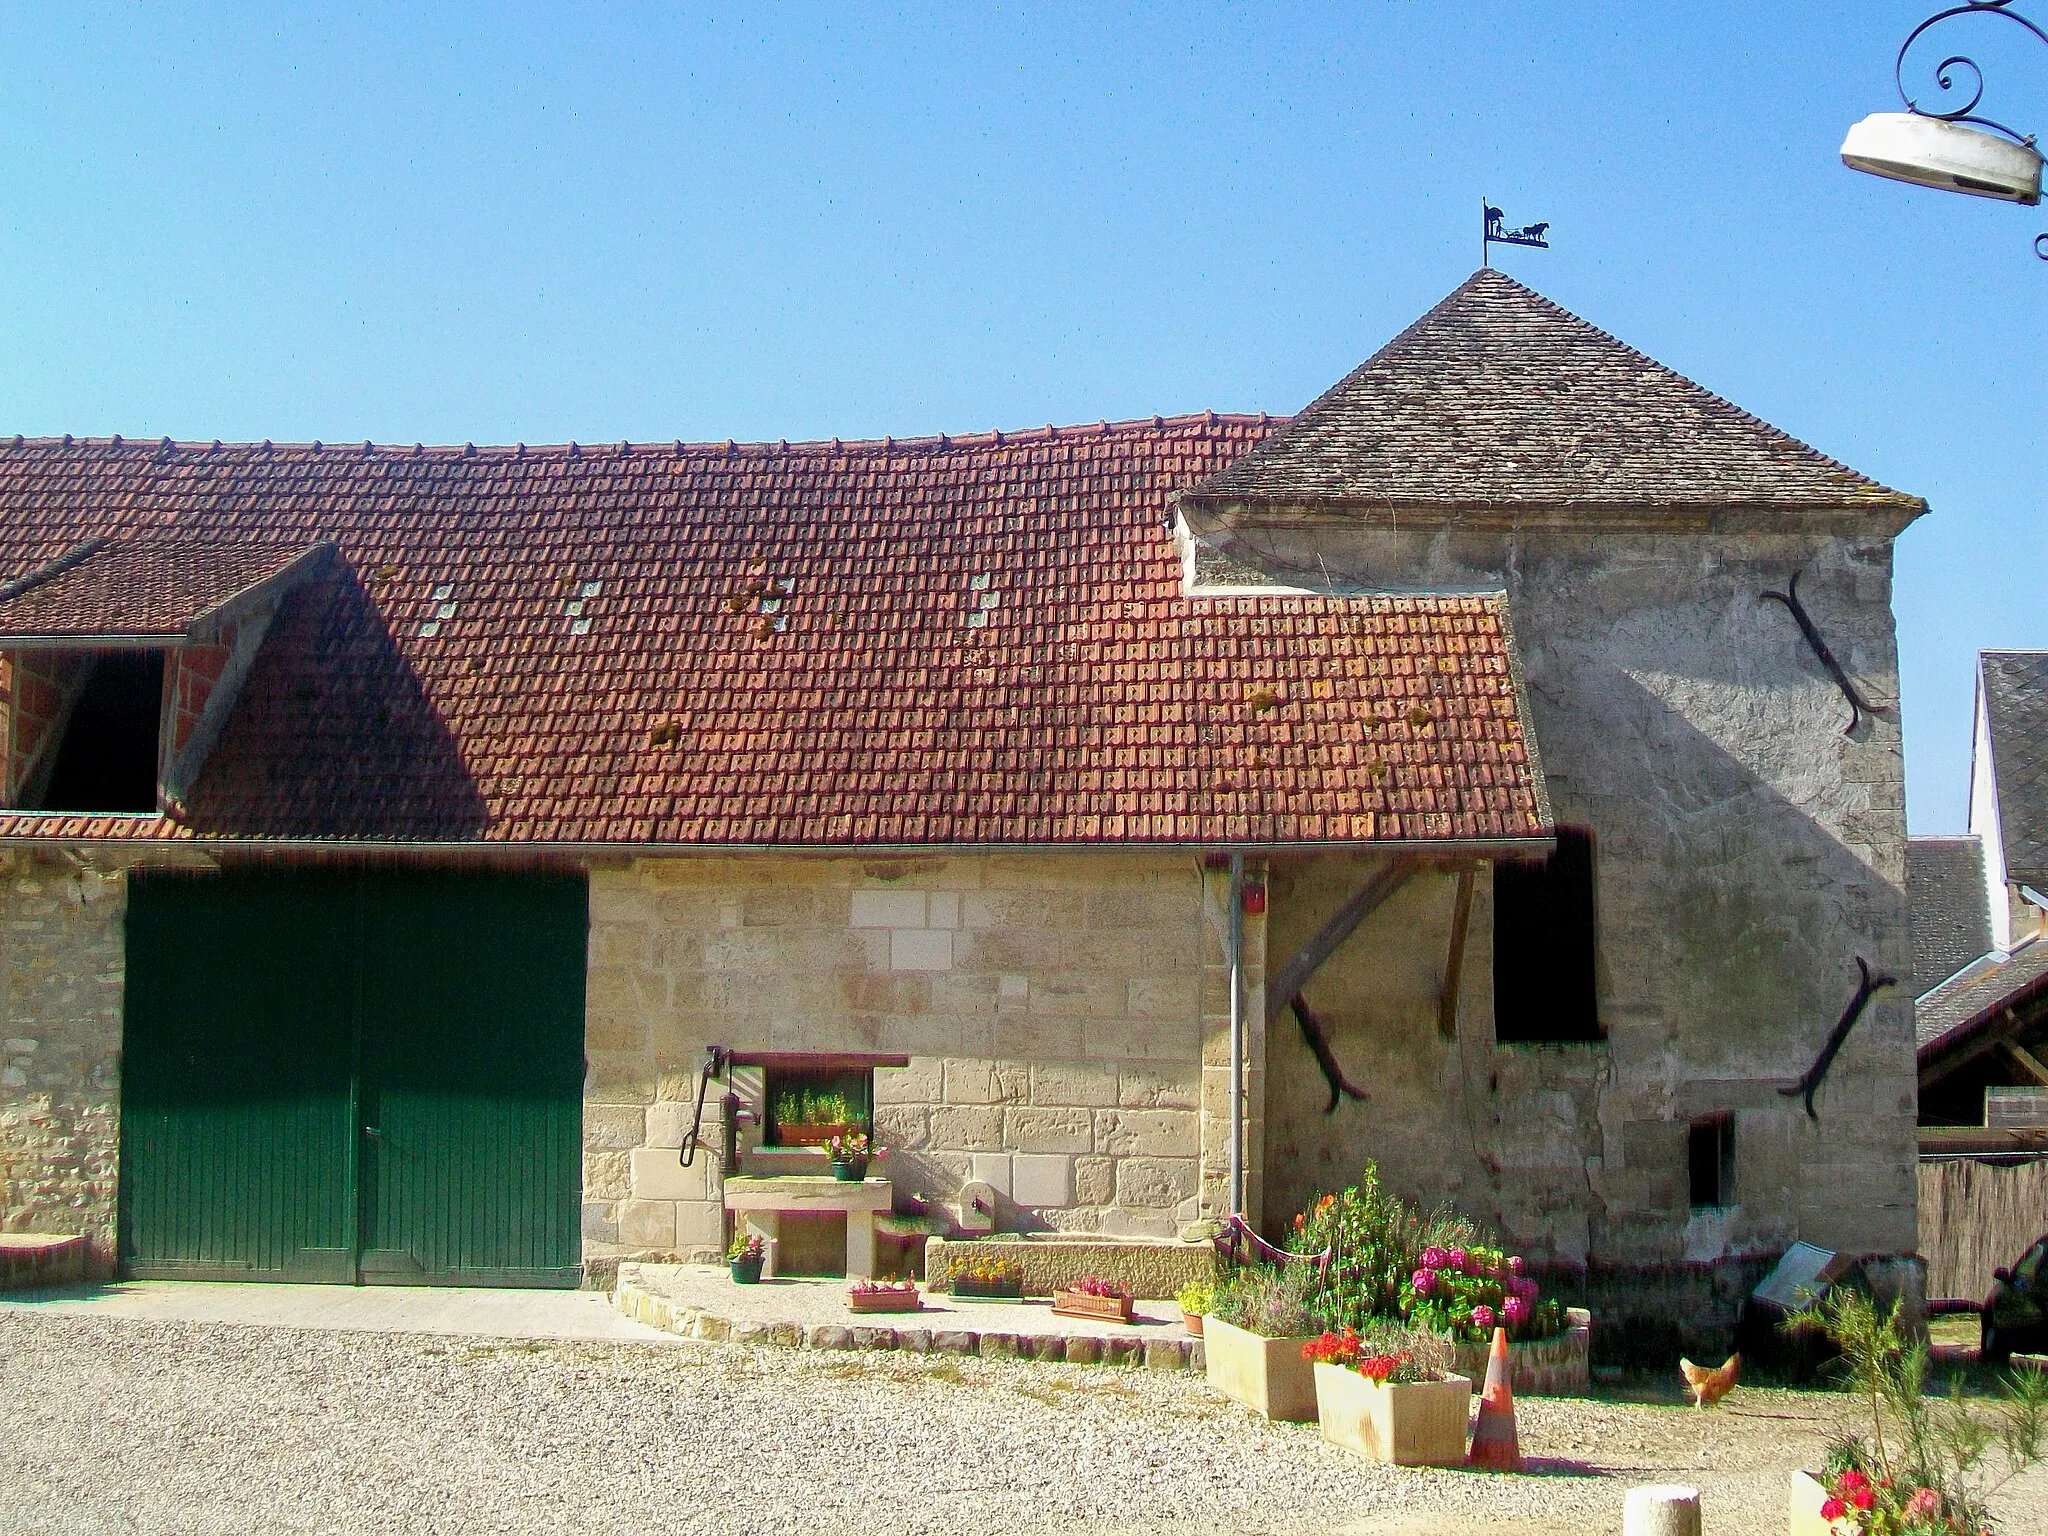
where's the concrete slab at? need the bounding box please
[0,1280,682,1345]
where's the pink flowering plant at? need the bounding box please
[1401,1242,1563,1345]
[1792,1289,2048,1535]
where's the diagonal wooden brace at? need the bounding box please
[1264,856,1420,1019]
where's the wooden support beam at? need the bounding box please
[1438,866,1475,1039]
[2004,1040,2048,1088]
[1264,857,1419,1019]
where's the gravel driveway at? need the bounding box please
[3,1310,2044,1536]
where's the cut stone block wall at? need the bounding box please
[583,853,1266,1266]
[0,853,123,1275]
[1244,526,1917,1265]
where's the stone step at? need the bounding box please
[0,1233,88,1291]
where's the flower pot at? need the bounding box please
[1182,1310,1205,1337]
[830,1159,868,1182]
[952,1276,1025,1302]
[1313,1362,1471,1467]
[1051,1287,1134,1324]
[777,1121,856,1148]
[1788,1471,1834,1536]
[847,1285,923,1314]
[730,1255,765,1285]
[1201,1314,1318,1422]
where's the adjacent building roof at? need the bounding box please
[1982,652,2048,890]
[0,538,331,644]
[1184,269,1923,521]
[1917,939,2048,1060]
[1911,835,1993,997]
[0,422,1551,849]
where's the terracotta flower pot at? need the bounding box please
[1183,1310,1205,1337]
[1312,1362,1471,1467]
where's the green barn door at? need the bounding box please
[356,872,587,1287]
[120,868,588,1288]
[121,870,358,1281]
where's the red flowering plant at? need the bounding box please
[1790,1289,2048,1536]
[1301,1324,1448,1385]
[1401,1243,1564,1345]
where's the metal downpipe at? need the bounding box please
[1227,850,1244,1219]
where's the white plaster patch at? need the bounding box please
[890,929,953,971]
[851,890,926,928]
[1012,1153,1072,1207]
[969,1152,1013,1195]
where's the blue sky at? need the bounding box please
[0,3,2040,831]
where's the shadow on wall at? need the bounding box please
[180,570,488,839]
[1260,665,1913,1262]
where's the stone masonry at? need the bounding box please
[0,852,124,1275]
[1244,525,1918,1266]
[582,853,1266,1267]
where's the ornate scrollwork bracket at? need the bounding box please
[1892,0,2048,256]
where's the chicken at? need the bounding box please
[1679,1352,1740,1409]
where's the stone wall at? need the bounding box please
[1236,525,1917,1264]
[0,853,124,1275]
[583,853,1266,1268]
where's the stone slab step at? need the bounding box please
[0,1233,88,1291]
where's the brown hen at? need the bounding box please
[1679,1352,1739,1408]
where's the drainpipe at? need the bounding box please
[1227,850,1245,1219]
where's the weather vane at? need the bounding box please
[1482,200,1550,266]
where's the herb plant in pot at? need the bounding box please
[728,1231,767,1285]
[1177,1279,1214,1337]
[1203,1265,1325,1422]
[827,1131,872,1181]
[1305,1326,1470,1467]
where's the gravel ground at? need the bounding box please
[5,1311,2048,1536]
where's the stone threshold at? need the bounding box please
[614,1263,1204,1370]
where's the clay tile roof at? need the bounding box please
[0,422,1550,849]
[1982,652,2048,889]
[1910,836,1993,996]
[0,537,331,642]
[1186,269,1922,517]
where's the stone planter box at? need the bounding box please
[1313,1363,1472,1467]
[1051,1287,1134,1324]
[1788,1471,1833,1536]
[1447,1308,1592,1395]
[1202,1315,1318,1422]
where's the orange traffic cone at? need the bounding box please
[1467,1325,1523,1472]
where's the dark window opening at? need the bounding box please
[763,1062,872,1147]
[1688,1114,1735,1209]
[38,651,165,812]
[1493,826,1602,1043]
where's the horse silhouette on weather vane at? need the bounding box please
[1483,201,1550,265]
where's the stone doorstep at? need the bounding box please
[0,1233,88,1291]
[612,1270,1202,1370]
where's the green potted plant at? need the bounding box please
[727,1231,766,1285]
[948,1252,1025,1301]
[773,1086,857,1147]
[1177,1278,1214,1337]
[827,1130,872,1181]
[1052,1275,1134,1324]
[1784,1287,2048,1536]
[1304,1326,1469,1467]
[1203,1265,1325,1421]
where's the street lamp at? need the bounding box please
[1841,1,2048,251]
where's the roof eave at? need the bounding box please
[1179,491,1928,539]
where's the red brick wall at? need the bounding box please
[168,633,232,759]
[2,651,91,805]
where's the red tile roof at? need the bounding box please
[0,421,1549,849]
[0,538,329,642]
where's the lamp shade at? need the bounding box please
[1841,111,2043,204]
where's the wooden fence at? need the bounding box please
[1918,1156,2048,1300]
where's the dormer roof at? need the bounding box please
[0,538,334,645]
